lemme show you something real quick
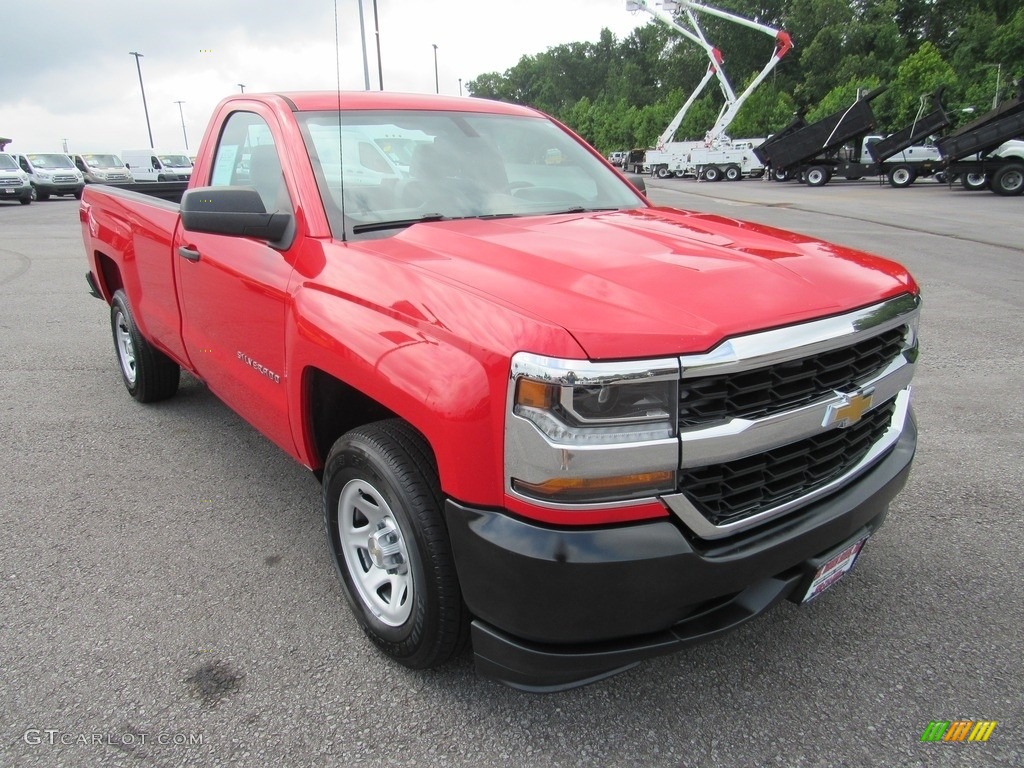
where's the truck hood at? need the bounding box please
[368,207,916,359]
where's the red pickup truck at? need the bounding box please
[81,91,920,691]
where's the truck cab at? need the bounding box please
[13,152,84,200]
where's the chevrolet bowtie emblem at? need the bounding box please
[823,388,875,429]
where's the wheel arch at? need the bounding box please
[92,250,124,303]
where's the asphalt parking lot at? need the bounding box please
[1,179,1021,767]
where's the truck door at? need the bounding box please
[174,109,297,455]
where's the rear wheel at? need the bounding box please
[961,172,987,191]
[702,165,722,182]
[656,166,671,179]
[887,164,916,188]
[990,164,1024,196]
[724,164,742,181]
[324,420,468,669]
[805,165,830,187]
[110,290,180,402]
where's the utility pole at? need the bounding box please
[459,78,463,97]
[174,101,189,151]
[357,0,370,90]
[238,83,246,93]
[129,51,154,149]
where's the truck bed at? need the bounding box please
[868,90,951,164]
[935,91,1024,161]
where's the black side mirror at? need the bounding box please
[623,172,647,194]
[181,187,292,243]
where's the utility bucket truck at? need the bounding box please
[627,0,792,181]
[935,81,1024,196]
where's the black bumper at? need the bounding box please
[446,417,916,691]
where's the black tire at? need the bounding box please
[35,187,49,201]
[961,172,987,191]
[74,188,83,200]
[724,164,742,181]
[673,170,686,178]
[110,290,180,402]
[324,420,468,670]
[990,164,1024,196]
[887,164,916,188]
[656,166,671,179]
[805,165,830,187]
[20,196,31,205]
[772,168,790,182]
[702,165,722,182]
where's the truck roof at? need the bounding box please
[217,91,542,117]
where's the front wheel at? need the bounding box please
[772,168,790,182]
[110,290,180,402]
[20,196,31,205]
[990,164,1024,196]
[887,164,916,188]
[324,420,468,670]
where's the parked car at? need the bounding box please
[12,152,84,200]
[72,153,133,184]
[0,152,33,204]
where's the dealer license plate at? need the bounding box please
[3,188,14,194]
[800,536,868,603]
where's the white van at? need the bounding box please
[11,152,85,200]
[72,153,133,184]
[0,152,33,204]
[122,150,193,182]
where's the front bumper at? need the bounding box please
[34,181,84,196]
[447,414,916,691]
[0,184,32,201]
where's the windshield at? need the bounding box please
[296,109,644,240]
[82,154,124,169]
[159,154,192,168]
[27,153,75,169]
[0,154,19,170]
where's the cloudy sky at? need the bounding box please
[4,0,647,155]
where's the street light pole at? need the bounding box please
[993,62,1002,110]
[238,83,246,93]
[432,44,439,94]
[129,51,154,149]
[372,0,383,90]
[174,101,188,151]
[458,78,463,97]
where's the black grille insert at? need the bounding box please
[679,327,906,427]
[679,398,897,527]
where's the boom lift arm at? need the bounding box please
[628,0,792,146]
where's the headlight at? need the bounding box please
[36,170,52,180]
[507,352,680,504]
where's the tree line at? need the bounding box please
[467,0,1024,154]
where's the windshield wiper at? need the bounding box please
[351,213,449,234]
[351,212,521,234]
[545,206,621,215]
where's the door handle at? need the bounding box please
[177,245,200,262]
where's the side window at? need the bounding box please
[210,111,293,214]
[75,157,86,172]
[19,157,30,173]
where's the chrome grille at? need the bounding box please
[0,178,21,186]
[679,398,897,527]
[679,326,906,427]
